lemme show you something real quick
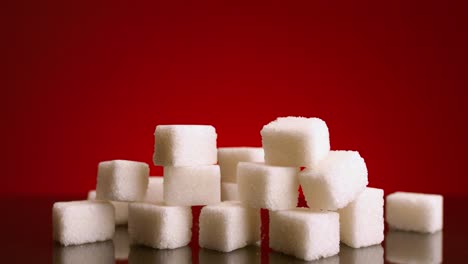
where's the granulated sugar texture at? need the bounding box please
[52,116,443,262]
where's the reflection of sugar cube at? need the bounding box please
[200,246,261,264]
[269,251,339,264]
[113,226,130,261]
[129,246,191,264]
[340,244,383,264]
[53,241,114,264]
[386,230,443,264]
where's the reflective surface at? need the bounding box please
[385,230,442,264]
[3,196,468,263]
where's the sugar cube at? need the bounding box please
[386,192,443,233]
[53,201,115,246]
[261,117,330,167]
[164,165,221,206]
[340,244,383,264]
[87,190,97,200]
[200,246,261,264]
[269,251,339,264]
[386,230,442,264]
[96,160,149,202]
[237,162,299,210]
[88,189,129,225]
[113,227,130,261]
[53,241,114,264]
[153,125,217,166]
[269,208,340,261]
[222,182,239,201]
[199,201,260,252]
[105,202,128,226]
[299,151,368,210]
[338,187,384,248]
[128,202,192,249]
[144,177,164,203]
[218,147,264,182]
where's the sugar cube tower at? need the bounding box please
[52,116,443,262]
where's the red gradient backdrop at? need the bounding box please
[2,0,468,197]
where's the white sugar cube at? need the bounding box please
[269,208,340,261]
[128,202,192,249]
[153,125,217,166]
[144,177,164,203]
[96,160,149,202]
[339,187,384,248]
[386,192,443,233]
[340,245,383,264]
[108,202,128,225]
[386,230,442,264]
[269,251,339,264]
[237,162,299,211]
[218,147,264,182]
[222,182,239,201]
[88,190,129,225]
[129,246,192,264]
[164,165,221,206]
[200,246,261,264]
[53,201,115,246]
[261,117,330,167]
[199,201,260,252]
[87,190,97,200]
[53,241,114,264]
[113,227,130,260]
[299,151,368,210]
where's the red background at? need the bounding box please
[2,0,468,197]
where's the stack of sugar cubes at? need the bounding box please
[52,116,443,262]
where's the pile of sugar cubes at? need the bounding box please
[52,116,444,261]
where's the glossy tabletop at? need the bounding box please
[2,196,467,263]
